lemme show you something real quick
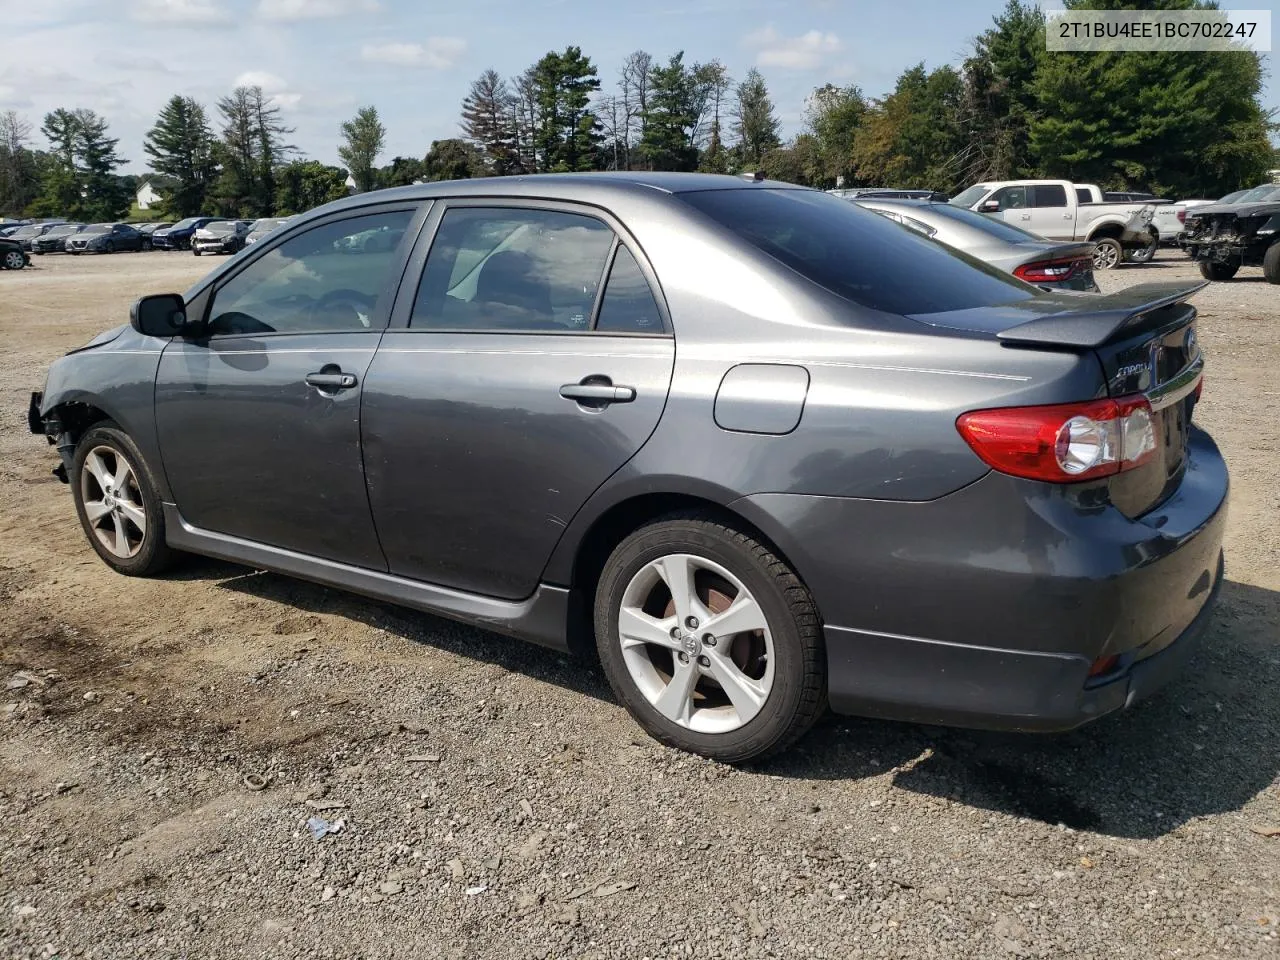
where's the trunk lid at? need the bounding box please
[913,281,1206,517]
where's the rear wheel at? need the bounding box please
[1264,242,1280,285]
[2,250,25,270]
[140,238,152,251]
[1091,237,1123,270]
[1199,260,1239,281]
[104,240,115,254]
[594,514,826,763]
[71,423,175,577]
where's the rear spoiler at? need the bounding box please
[997,281,1208,349]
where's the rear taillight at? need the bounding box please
[1013,257,1090,284]
[956,395,1157,483]
[1177,210,1186,224]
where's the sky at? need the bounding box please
[0,0,1275,175]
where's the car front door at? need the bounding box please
[361,202,676,600]
[154,203,425,569]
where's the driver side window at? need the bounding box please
[207,209,414,337]
[992,186,1027,210]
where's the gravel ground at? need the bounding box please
[1,249,1278,959]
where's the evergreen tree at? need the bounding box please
[252,87,294,217]
[637,52,700,171]
[696,62,733,174]
[0,110,40,216]
[143,95,218,218]
[732,68,780,168]
[461,70,520,174]
[73,109,130,221]
[213,86,294,217]
[528,47,603,172]
[338,105,386,193]
[423,138,484,181]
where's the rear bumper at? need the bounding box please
[731,426,1229,731]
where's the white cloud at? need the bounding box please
[360,37,466,69]
[256,0,381,20]
[129,0,231,25]
[745,26,842,70]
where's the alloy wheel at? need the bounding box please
[79,445,147,558]
[2,250,23,270]
[616,553,774,734]
[1092,241,1120,270]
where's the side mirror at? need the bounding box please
[980,200,1000,213]
[130,293,190,338]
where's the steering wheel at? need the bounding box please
[309,288,377,329]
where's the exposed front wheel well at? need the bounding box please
[564,493,812,659]
[46,401,112,443]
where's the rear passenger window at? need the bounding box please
[1075,188,1092,205]
[412,207,615,332]
[1033,184,1068,207]
[595,246,663,334]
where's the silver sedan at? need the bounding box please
[856,197,1100,292]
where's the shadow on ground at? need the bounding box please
[172,559,1278,841]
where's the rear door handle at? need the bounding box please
[306,371,358,390]
[559,382,636,404]
[1020,214,1031,221]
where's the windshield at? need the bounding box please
[249,219,285,234]
[46,225,80,237]
[83,224,112,234]
[203,221,235,233]
[907,202,1045,243]
[170,218,203,230]
[11,225,42,239]
[681,188,1036,316]
[948,185,991,208]
[1234,185,1276,202]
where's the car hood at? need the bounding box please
[66,324,127,355]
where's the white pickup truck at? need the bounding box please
[949,179,1159,269]
[1074,183,1189,256]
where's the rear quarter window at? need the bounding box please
[679,189,1037,316]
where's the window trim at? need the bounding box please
[195,200,431,341]
[389,197,672,338]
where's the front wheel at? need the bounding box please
[192,247,201,256]
[1199,260,1239,281]
[1091,237,1123,270]
[594,514,826,763]
[2,249,25,270]
[1263,242,1280,285]
[71,423,175,577]
[140,239,152,251]
[104,241,115,254]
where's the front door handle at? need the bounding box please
[560,380,636,406]
[306,371,358,390]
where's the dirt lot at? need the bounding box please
[1,249,1278,960]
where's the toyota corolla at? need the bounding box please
[29,173,1227,762]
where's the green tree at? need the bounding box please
[212,85,294,217]
[378,155,426,187]
[143,95,218,217]
[852,64,966,191]
[274,160,348,215]
[637,52,700,171]
[461,70,520,175]
[338,105,386,193]
[528,47,603,172]
[1030,0,1273,195]
[696,62,733,174]
[0,110,40,216]
[732,68,780,168]
[32,108,129,220]
[423,138,484,181]
[804,83,868,189]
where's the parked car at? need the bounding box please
[828,187,946,201]
[0,224,22,238]
[65,223,147,255]
[1073,183,1188,258]
[28,174,1225,762]
[855,197,1099,291]
[1179,184,1280,283]
[243,217,292,246]
[30,223,86,254]
[127,222,172,250]
[151,217,224,250]
[0,235,31,270]
[950,180,1159,269]
[192,219,251,256]
[8,221,66,252]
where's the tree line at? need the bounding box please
[0,0,1274,222]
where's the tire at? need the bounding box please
[3,250,26,269]
[594,513,826,763]
[1127,232,1157,264]
[104,241,115,254]
[1199,260,1239,281]
[71,422,175,577]
[1091,237,1123,270]
[1264,242,1280,285]
[141,239,152,251]
[192,247,201,256]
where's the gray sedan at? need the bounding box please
[29,174,1226,762]
[857,197,1100,291]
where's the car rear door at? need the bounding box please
[361,200,675,600]
[1024,184,1073,239]
[154,201,428,569]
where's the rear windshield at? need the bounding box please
[912,202,1045,243]
[680,188,1036,316]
